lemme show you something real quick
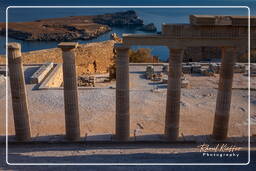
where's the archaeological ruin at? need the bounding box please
[7,15,255,142]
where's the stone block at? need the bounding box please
[182,65,192,74]
[181,79,189,88]
[39,64,63,89]
[209,63,220,73]
[0,66,6,76]
[234,64,246,73]
[191,64,201,73]
[30,62,54,84]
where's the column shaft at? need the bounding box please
[212,47,236,140]
[165,48,184,140]
[115,45,130,141]
[60,46,80,141]
[8,43,31,141]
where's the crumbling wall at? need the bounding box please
[0,40,116,76]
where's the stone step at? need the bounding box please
[30,62,54,84]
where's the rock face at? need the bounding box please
[138,23,157,32]
[93,10,143,26]
[0,10,143,41]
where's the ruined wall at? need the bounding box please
[0,40,116,76]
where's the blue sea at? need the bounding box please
[0,0,255,60]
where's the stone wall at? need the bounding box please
[0,40,116,76]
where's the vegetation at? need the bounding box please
[128,48,160,63]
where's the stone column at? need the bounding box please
[8,43,31,141]
[165,48,184,140]
[58,42,80,141]
[212,47,236,140]
[115,44,130,141]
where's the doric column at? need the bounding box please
[115,44,130,141]
[58,42,80,141]
[165,48,184,140]
[212,47,236,140]
[8,43,31,141]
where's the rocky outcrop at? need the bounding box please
[138,23,157,32]
[93,10,143,27]
[0,19,111,41]
[0,10,143,41]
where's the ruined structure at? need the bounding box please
[117,15,255,141]
[7,15,255,142]
[8,43,31,141]
[58,42,80,141]
[1,40,116,76]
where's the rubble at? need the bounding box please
[182,65,192,74]
[162,64,169,74]
[78,76,95,87]
[234,63,246,73]
[200,65,214,76]
[181,76,190,88]
[145,65,154,79]
[30,62,54,84]
[0,66,6,76]
[191,63,202,73]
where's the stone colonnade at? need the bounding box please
[8,42,236,141]
[114,44,236,141]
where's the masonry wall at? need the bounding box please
[0,40,116,76]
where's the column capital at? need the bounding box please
[8,42,22,59]
[58,42,79,50]
[8,42,21,50]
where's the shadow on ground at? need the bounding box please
[1,135,255,170]
[0,144,255,171]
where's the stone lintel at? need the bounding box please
[58,42,79,49]
[8,42,21,50]
[190,15,256,26]
[122,34,244,48]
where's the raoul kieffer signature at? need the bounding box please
[198,143,241,153]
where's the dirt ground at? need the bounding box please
[0,65,255,140]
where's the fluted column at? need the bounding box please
[115,44,130,141]
[8,43,31,141]
[212,47,236,140]
[165,48,184,140]
[58,42,80,141]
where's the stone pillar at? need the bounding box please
[115,44,130,141]
[58,42,80,141]
[8,43,31,141]
[212,47,236,140]
[165,48,184,140]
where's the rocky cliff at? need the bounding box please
[0,10,144,41]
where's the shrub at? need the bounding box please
[129,48,160,63]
